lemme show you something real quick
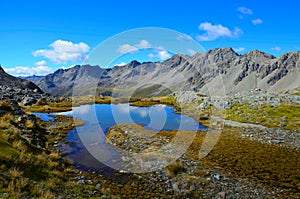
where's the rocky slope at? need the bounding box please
[30,48,300,97]
[35,64,106,96]
[0,65,49,105]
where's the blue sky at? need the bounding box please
[1,0,299,76]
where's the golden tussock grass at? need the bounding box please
[166,161,186,177]
[187,130,300,193]
[8,167,23,179]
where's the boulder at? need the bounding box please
[22,97,37,106]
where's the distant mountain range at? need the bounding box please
[20,75,44,82]
[22,48,300,97]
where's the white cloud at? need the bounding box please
[115,62,127,66]
[238,6,253,15]
[33,40,90,64]
[148,53,155,59]
[117,40,152,54]
[177,34,192,41]
[4,59,53,76]
[271,46,281,51]
[158,50,171,60]
[35,60,47,66]
[117,40,170,60]
[60,64,77,70]
[4,66,53,77]
[148,49,171,60]
[233,47,246,53]
[136,40,152,48]
[252,18,263,25]
[197,22,243,41]
[187,49,197,56]
[117,44,138,54]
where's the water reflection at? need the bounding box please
[53,103,206,172]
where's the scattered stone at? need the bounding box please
[96,183,102,189]
[22,96,37,106]
[77,180,85,185]
[214,174,221,181]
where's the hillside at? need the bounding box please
[0,66,48,105]
[30,48,300,97]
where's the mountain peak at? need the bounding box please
[26,48,300,97]
[164,54,189,62]
[244,49,275,59]
[162,53,189,68]
[128,60,141,68]
[208,47,239,56]
[196,47,239,63]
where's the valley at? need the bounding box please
[0,49,299,198]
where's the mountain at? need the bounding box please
[32,48,300,97]
[33,65,107,96]
[0,65,48,105]
[21,75,44,82]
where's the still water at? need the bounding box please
[35,103,206,172]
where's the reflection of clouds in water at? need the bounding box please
[137,109,148,118]
[148,105,167,131]
[55,110,73,116]
[179,116,199,131]
[112,104,135,124]
[181,116,192,124]
[153,105,164,112]
[72,105,99,124]
[73,105,92,115]
[114,104,138,114]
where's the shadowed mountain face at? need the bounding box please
[0,66,43,93]
[0,65,49,104]
[31,48,300,97]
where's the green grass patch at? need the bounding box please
[131,84,163,98]
[222,102,300,130]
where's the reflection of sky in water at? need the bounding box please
[46,103,206,172]
[32,112,54,121]
[64,103,205,133]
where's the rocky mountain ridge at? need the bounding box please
[26,48,300,97]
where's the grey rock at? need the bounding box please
[270,139,284,144]
[30,48,300,97]
[197,99,211,110]
[96,183,102,189]
[100,195,111,199]
[11,100,23,115]
[77,179,85,185]
[214,174,221,181]
[22,97,37,106]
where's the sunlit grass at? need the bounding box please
[185,130,300,194]
[221,102,300,130]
